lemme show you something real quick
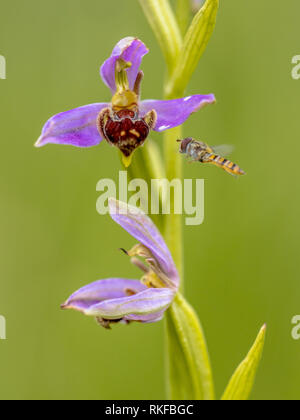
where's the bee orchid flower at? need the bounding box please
[35,37,216,167]
[61,199,179,329]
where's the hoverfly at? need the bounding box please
[178,137,246,176]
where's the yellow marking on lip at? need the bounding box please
[129,129,140,138]
[121,131,126,137]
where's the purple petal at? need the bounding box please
[84,288,175,319]
[109,199,179,288]
[35,103,108,148]
[62,278,147,312]
[125,310,165,323]
[140,94,216,132]
[100,37,149,94]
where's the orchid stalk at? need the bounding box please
[140,0,219,399]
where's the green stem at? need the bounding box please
[139,0,218,401]
[139,0,182,74]
[176,0,191,36]
[163,126,184,286]
[163,52,185,286]
[127,140,166,230]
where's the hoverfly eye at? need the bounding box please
[179,138,192,153]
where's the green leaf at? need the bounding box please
[139,0,182,74]
[166,293,215,400]
[165,310,192,399]
[166,0,219,98]
[222,325,267,401]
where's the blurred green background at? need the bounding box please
[0,0,299,400]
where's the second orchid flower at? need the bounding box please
[61,198,179,329]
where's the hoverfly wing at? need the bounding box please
[211,144,235,157]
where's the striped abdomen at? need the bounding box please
[204,153,246,176]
